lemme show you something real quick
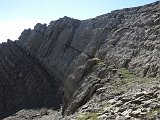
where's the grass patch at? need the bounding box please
[117,68,158,84]
[117,68,135,78]
[106,68,160,94]
[89,76,101,81]
[78,112,98,120]
[94,58,106,66]
[151,108,160,114]
[146,108,160,118]
[102,102,112,112]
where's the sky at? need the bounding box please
[0,0,157,42]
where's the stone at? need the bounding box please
[121,109,132,116]
[130,109,141,117]
[112,69,118,74]
[115,115,126,120]
[154,17,160,24]
[114,101,123,107]
[108,99,117,104]
[98,114,107,120]
[134,92,145,98]
[121,97,131,102]
[142,99,153,107]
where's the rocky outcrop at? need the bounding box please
[68,67,160,120]
[18,17,82,83]
[62,1,160,115]
[0,1,160,119]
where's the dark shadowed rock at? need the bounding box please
[0,40,60,119]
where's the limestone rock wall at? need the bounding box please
[18,17,83,83]
[0,1,159,118]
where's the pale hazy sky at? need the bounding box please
[0,0,157,42]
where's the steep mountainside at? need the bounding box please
[0,41,60,119]
[1,1,160,119]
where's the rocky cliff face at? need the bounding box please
[0,40,60,119]
[1,1,160,119]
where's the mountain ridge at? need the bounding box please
[0,1,160,119]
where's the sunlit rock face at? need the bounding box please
[0,1,160,119]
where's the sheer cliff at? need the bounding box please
[1,1,160,119]
[0,40,59,119]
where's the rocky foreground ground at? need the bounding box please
[0,1,160,120]
[4,63,160,120]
